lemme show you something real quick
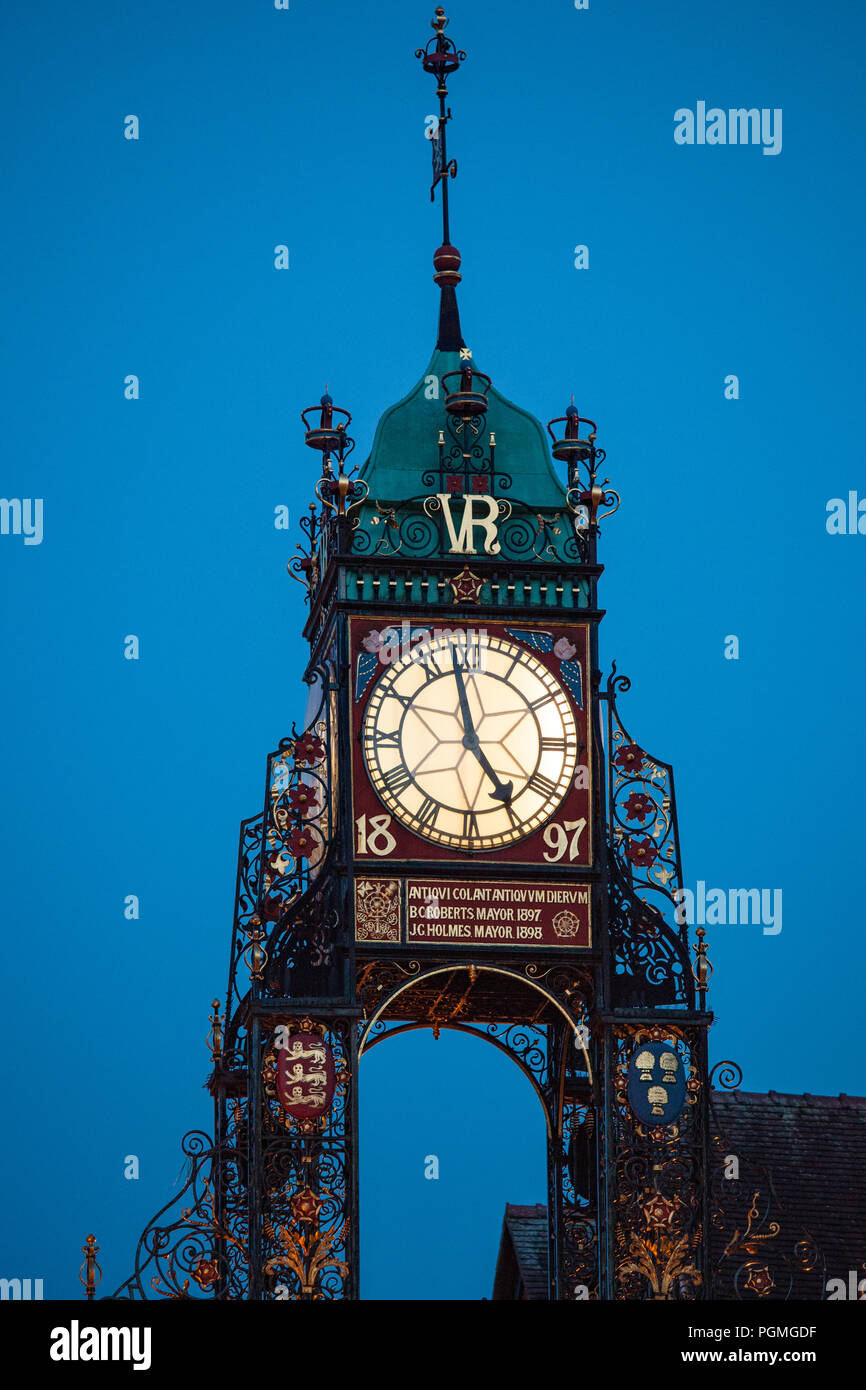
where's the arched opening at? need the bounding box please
[359,1024,550,1300]
[354,960,595,1300]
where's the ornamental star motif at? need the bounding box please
[449,566,484,604]
[744,1264,774,1297]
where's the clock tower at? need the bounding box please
[103,7,714,1303]
[227,5,711,1301]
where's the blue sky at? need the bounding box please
[1,0,863,1301]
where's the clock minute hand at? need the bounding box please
[450,646,513,804]
[472,743,514,804]
[450,644,477,735]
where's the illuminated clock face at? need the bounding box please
[361,630,578,851]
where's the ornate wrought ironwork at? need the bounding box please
[610,1023,707,1300]
[416,7,465,232]
[107,1131,250,1300]
[603,666,694,1010]
[548,403,620,539]
[288,392,369,606]
[79,1235,102,1301]
[259,670,336,907]
[353,491,586,565]
[432,405,506,482]
[707,1065,826,1300]
[608,872,694,1011]
[607,665,684,926]
[254,1016,356,1300]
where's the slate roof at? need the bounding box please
[491,1204,550,1300]
[710,1089,866,1299]
[492,1092,866,1300]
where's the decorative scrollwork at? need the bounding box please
[431,410,512,494]
[708,1088,826,1300]
[350,477,587,567]
[605,664,689,968]
[256,1017,356,1299]
[608,871,693,1010]
[611,1026,707,1300]
[709,1060,743,1091]
[106,1132,250,1300]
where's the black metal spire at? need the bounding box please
[416,7,466,351]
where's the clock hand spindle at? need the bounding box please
[450,645,513,803]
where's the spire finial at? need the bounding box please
[416,9,467,351]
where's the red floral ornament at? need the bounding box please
[259,893,285,922]
[626,836,658,868]
[294,733,324,766]
[290,1187,323,1224]
[643,1193,679,1230]
[288,784,320,815]
[193,1257,218,1289]
[449,567,484,603]
[614,742,644,774]
[288,828,318,858]
[623,791,655,824]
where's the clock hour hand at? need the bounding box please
[470,742,513,803]
[450,645,513,803]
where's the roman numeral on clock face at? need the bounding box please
[418,649,442,678]
[504,653,522,682]
[371,727,400,750]
[382,764,413,796]
[461,810,481,839]
[384,691,416,711]
[415,796,439,829]
[529,693,555,711]
[540,736,567,752]
[525,771,559,799]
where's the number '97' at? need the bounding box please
[542,819,586,863]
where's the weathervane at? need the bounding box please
[417,7,467,351]
[417,7,465,232]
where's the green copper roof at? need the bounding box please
[358,349,567,509]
